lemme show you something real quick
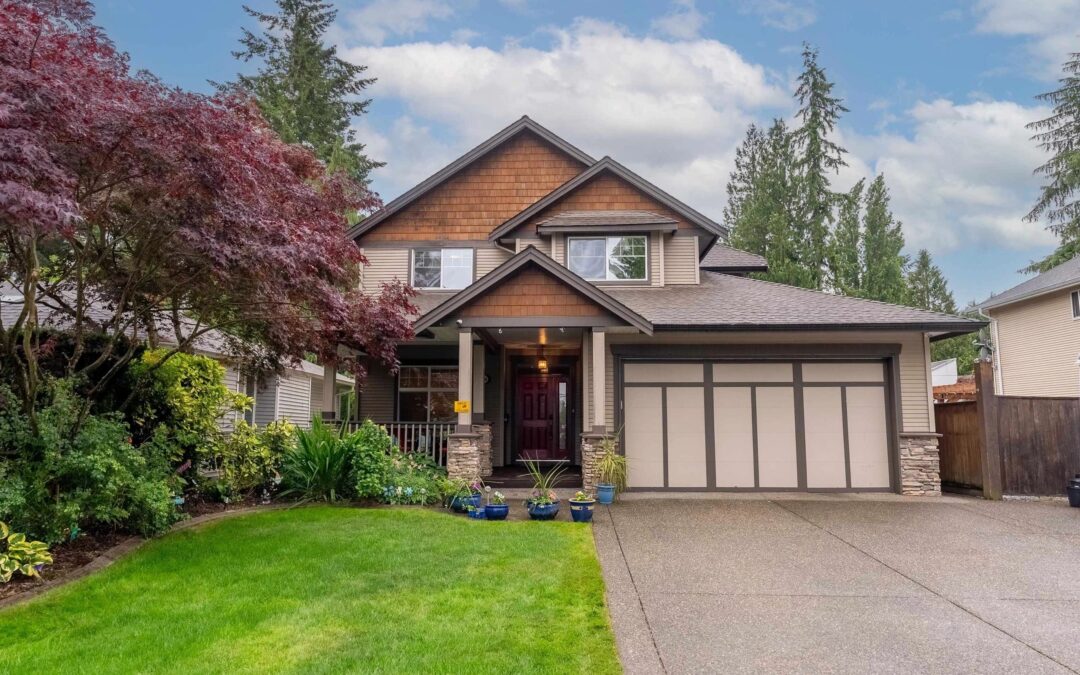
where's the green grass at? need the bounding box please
[0,507,620,674]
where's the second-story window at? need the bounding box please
[412,248,473,290]
[568,236,647,281]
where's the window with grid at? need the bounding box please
[411,249,473,289]
[567,236,647,281]
[397,366,458,422]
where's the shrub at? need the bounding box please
[280,418,353,502]
[0,521,52,583]
[213,420,294,501]
[380,451,449,505]
[0,381,181,544]
[349,421,393,499]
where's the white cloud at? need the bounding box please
[845,99,1055,251]
[651,0,707,40]
[450,28,480,44]
[736,0,817,32]
[972,0,1080,78]
[344,0,453,46]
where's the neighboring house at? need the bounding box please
[0,287,351,431]
[931,359,958,387]
[933,376,976,403]
[347,116,982,495]
[979,255,1080,397]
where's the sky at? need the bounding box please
[93,0,1080,305]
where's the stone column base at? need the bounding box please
[581,433,616,494]
[899,433,941,496]
[474,423,493,478]
[447,432,481,483]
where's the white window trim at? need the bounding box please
[397,364,459,422]
[410,248,474,290]
[1071,289,1080,320]
[567,235,649,282]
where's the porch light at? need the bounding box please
[538,357,548,371]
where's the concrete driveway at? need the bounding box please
[592,494,1080,674]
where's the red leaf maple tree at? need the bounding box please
[0,0,415,422]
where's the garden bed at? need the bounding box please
[0,531,126,603]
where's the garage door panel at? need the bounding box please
[846,386,891,488]
[666,388,707,488]
[803,362,884,383]
[804,387,847,488]
[755,387,798,488]
[713,388,755,488]
[625,387,665,488]
[713,363,793,383]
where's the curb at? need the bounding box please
[0,504,283,611]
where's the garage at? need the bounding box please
[618,359,896,491]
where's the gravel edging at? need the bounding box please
[0,504,284,611]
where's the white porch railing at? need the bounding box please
[341,420,453,467]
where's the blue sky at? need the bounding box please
[94,0,1080,305]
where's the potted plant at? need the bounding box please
[594,434,627,505]
[465,504,486,520]
[569,490,596,523]
[485,489,509,520]
[448,478,484,513]
[522,460,566,520]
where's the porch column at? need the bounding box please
[457,328,473,430]
[591,327,606,432]
[472,344,485,416]
[321,356,338,421]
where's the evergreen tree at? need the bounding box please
[792,44,848,289]
[905,249,956,313]
[228,0,383,186]
[828,179,864,296]
[860,175,907,304]
[723,124,765,233]
[1024,49,1080,273]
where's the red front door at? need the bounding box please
[516,374,571,461]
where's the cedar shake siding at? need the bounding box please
[988,288,1080,397]
[458,267,612,319]
[361,132,585,243]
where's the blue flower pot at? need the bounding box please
[527,501,560,521]
[485,503,509,520]
[569,499,595,523]
[597,484,616,505]
[450,493,483,513]
[467,506,486,519]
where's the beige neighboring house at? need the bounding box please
[979,256,1080,398]
[346,116,983,496]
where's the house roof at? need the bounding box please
[979,255,1080,311]
[347,116,595,241]
[488,156,729,242]
[534,210,678,234]
[414,247,653,334]
[605,271,985,337]
[699,243,769,273]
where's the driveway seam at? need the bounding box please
[770,500,1078,674]
[606,505,668,674]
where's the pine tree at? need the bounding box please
[905,249,957,313]
[723,124,765,233]
[1024,49,1080,273]
[228,0,383,185]
[828,179,864,296]
[860,175,907,304]
[792,43,848,289]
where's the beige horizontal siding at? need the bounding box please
[664,235,699,285]
[219,365,242,434]
[592,331,931,434]
[360,248,409,295]
[359,362,396,421]
[515,237,552,257]
[990,289,1080,397]
[277,372,313,428]
[476,247,512,277]
[253,378,278,427]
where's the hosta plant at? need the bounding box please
[1,522,53,583]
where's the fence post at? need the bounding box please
[974,360,1003,499]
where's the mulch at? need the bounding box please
[0,531,126,604]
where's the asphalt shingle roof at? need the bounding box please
[699,244,768,271]
[606,271,983,332]
[979,255,1080,310]
[535,210,677,228]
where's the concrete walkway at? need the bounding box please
[592,494,1080,674]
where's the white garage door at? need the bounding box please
[621,360,894,491]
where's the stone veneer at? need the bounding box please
[447,422,493,483]
[899,434,941,496]
[580,433,615,494]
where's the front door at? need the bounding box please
[516,374,571,461]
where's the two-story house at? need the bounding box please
[342,117,982,495]
[979,255,1080,397]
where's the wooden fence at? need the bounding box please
[934,361,1080,497]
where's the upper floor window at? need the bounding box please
[412,248,473,290]
[1072,290,1080,319]
[568,236,647,281]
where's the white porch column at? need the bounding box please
[321,357,338,421]
[458,328,474,429]
[591,327,606,432]
[472,344,485,416]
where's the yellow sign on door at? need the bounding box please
[453,400,471,413]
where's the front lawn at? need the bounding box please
[0,507,620,674]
